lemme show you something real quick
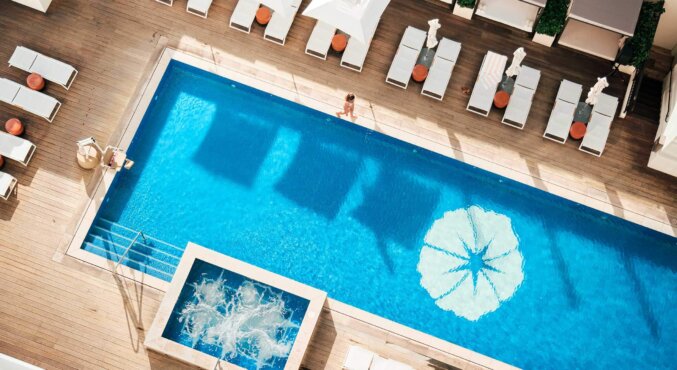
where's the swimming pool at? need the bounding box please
[81,60,677,369]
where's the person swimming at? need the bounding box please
[336,92,357,120]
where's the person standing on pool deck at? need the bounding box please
[336,93,357,120]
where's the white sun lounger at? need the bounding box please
[186,0,213,17]
[305,21,336,60]
[0,171,17,200]
[385,26,427,89]
[371,357,414,370]
[502,65,541,129]
[0,131,37,166]
[343,346,374,370]
[579,93,619,156]
[0,78,61,122]
[543,79,583,144]
[263,0,302,45]
[230,0,260,33]
[341,19,381,72]
[421,37,462,100]
[9,46,78,90]
[466,51,508,116]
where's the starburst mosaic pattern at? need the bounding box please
[417,206,524,320]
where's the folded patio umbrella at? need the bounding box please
[505,47,526,78]
[585,77,609,106]
[302,0,391,44]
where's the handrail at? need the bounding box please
[114,230,143,273]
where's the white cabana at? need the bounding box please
[10,0,51,12]
[648,63,677,177]
[426,19,441,49]
[585,77,609,105]
[505,47,526,77]
[475,0,545,33]
[302,0,390,44]
[558,0,642,61]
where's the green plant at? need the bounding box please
[625,1,665,68]
[535,0,569,36]
[457,0,476,9]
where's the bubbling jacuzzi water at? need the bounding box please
[176,275,300,369]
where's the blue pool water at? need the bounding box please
[162,259,309,369]
[83,60,677,369]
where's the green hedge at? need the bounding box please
[457,0,476,8]
[626,1,665,67]
[535,0,569,36]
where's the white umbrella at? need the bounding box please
[505,47,526,77]
[260,0,294,16]
[585,77,609,105]
[302,0,391,44]
[417,206,524,321]
[426,19,441,49]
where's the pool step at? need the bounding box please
[82,218,185,281]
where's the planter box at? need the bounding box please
[532,32,555,47]
[452,3,475,19]
[618,64,636,75]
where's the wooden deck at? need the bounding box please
[0,0,675,369]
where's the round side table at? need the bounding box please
[493,90,510,109]
[412,64,429,82]
[5,118,24,136]
[255,7,271,25]
[331,34,347,52]
[76,145,102,170]
[570,121,587,140]
[27,73,45,91]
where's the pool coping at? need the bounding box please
[144,242,327,370]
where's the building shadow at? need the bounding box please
[275,139,361,219]
[352,167,440,271]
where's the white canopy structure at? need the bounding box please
[558,0,642,61]
[302,0,390,44]
[585,77,609,105]
[426,19,441,49]
[505,47,526,78]
[648,63,677,177]
[10,0,51,12]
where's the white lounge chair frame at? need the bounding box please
[579,93,619,156]
[385,26,427,89]
[0,78,61,122]
[0,131,37,166]
[543,79,583,144]
[340,19,381,72]
[155,0,173,5]
[343,345,374,370]
[8,46,78,90]
[263,0,303,45]
[501,65,541,129]
[421,37,462,100]
[466,51,508,116]
[230,0,260,33]
[0,172,17,201]
[305,21,337,60]
[186,0,213,18]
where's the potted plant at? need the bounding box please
[453,0,476,20]
[533,0,569,47]
[617,1,665,74]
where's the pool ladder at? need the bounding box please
[83,218,183,281]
